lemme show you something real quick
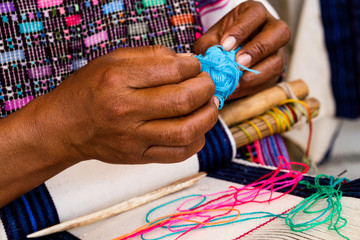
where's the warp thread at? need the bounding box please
[195,45,259,109]
[114,159,308,240]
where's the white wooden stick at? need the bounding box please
[27,172,207,238]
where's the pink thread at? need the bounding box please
[128,159,309,239]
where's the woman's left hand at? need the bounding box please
[194,1,291,99]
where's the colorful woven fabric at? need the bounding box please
[0,0,202,117]
[236,134,290,167]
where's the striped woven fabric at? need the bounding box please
[0,184,79,239]
[236,134,290,167]
[320,0,360,118]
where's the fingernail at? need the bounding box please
[236,54,252,67]
[213,96,220,108]
[222,36,236,51]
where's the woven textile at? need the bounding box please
[0,184,79,240]
[320,0,360,118]
[0,0,201,117]
[236,134,290,167]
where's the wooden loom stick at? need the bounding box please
[27,172,207,238]
[219,79,309,127]
[231,98,320,148]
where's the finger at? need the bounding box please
[136,72,215,119]
[139,97,218,146]
[109,45,176,59]
[220,1,269,51]
[228,50,285,99]
[235,20,290,67]
[112,56,201,88]
[142,137,206,163]
[193,27,222,55]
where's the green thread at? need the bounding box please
[285,174,350,239]
[142,0,166,7]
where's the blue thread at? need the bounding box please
[21,196,38,232]
[195,45,259,109]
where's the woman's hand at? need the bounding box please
[44,45,218,165]
[194,1,291,99]
[0,45,218,206]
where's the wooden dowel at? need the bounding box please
[231,98,320,148]
[220,79,309,127]
[27,172,207,238]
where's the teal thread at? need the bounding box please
[141,174,350,239]
[142,194,284,240]
[195,45,259,109]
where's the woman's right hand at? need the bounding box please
[39,45,218,165]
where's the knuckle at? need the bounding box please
[174,58,185,77]
[210,104,219,124]
[176,122,195,145]
[273,54,285,73]
[152,45,175,56]
[174,88,193,113]
[101,66,118,87]
[277,20,291,43]
[251,41,268,60]
[239,1,266,18]
[241,72,257,86]
[233,24,249,39]
[250,1,267,16]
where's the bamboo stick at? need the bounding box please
[220,79,309,127]
[27,172,207,238]
[231,98,320,148]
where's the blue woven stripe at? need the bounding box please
[0,204,19,239]
[320,0,360,118]
[27,188,48,230]
[198,120,233,172]
[207,129,221,170]
[0,184,79,239]
[20,196,37,232]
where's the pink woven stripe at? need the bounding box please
[84,31,108,47]
[65,14,82,26]
[5,96,34,111]
[37,0,63,8]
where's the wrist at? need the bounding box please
[3,94,82,167]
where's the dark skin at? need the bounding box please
[0,1,290,207]
[194,1,290,99]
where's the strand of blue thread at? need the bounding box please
[195,45,260,109]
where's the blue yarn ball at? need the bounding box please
[195,46,243,109]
